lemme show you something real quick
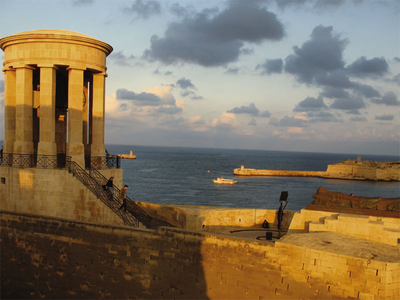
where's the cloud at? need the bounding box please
[143,2,284,67]
[0,80,4,93]
[371,91,400,106]
[284,25,347,84]
[116,88,162,106]
[375,114,394,121]
[224,67,240,75]
[124,0,161,19]
[227,103,260,116]
[346,56,389,78]
[256,58,283,75]
[260,110,271,118]
[248,119,257,126]
[330,97,365,110]
[293,95,327,112]
[176,78,196,90]
[109,51,135,67]
[307,111,340,123]
[350,116,367,122]
[269,116,308,127]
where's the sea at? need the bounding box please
[105,144,400,212]
[1,140,398,211]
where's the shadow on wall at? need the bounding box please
[0,211,209,299]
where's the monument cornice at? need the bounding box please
[0,29,113,56]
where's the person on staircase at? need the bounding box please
[106,177,114,200]
[119,185,129,212]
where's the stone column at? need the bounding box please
[90,72,106,157]
[66,67,85,167]
[13,65,34,155]
[2,67,16,154]
[37,65,57,158]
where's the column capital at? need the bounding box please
[37,64,59,70]
[66,66,86,71]
[93,71,108,77]
[12,64,36,70]
[2,67,16,73]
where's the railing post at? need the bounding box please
[117,156,120,169]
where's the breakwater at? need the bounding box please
[234,157,400,181]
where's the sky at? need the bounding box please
[0,0,399,156]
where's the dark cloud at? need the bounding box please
[124,0,161,19]
[269,116,308,127]
[346,109,361,115]
[392,73,400,86]
[352,83,380,98]
[248,119,257,126]
[321,86,350,99]
[375,114,394,121]
[350,116,367,122]
[227,103,260,116]
[176,78,195,90]
[284,25,347,84]
[307,111,340,123]
[260,110,271,118]
[224,67,240,75]
[116,88,161,106]
[293,95,327,112]
[256,58,283,75]
[0,80,4,93]
[347,56,389,78]
[155,106,182,115]
[143,2,284,67]
[394,57,400,63]
[371,92,400,106]
[169,3,195,18]
[330,97,365,110]
[109,51,135,67]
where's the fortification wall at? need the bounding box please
[1,211,398,300]
[289,209,400,246]
[0,167,125,226]
[136,202,295,231]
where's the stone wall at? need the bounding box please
[0,167,125,226]
[2,211,398,299]
[136,202,295,231]
[289,209,400,246]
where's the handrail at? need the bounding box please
[68,161,152,228]
[89,167,152,228]
[85,155,120,170]
[0,153,71,169]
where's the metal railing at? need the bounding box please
[0,153,71,169]
[69,161,152,228]
[89,167,152,228]
[85,155,120,170]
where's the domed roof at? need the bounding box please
[10,29,96,39]
[0,29,113,55]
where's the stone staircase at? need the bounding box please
[308,213,400,246]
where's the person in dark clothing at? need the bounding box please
[119,185,129,212]
[106,177,114,200]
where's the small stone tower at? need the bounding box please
[0,29,113,167]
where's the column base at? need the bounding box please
[66,143,85,168]
[90,144,105,157]
[37,142,57,156]
[13,141,33,155]
[2,140,15,154]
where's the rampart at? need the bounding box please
[0,167,125,226]
[1,208,399,299]
[234,159,400,181]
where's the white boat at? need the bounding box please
[212,177,237,185]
